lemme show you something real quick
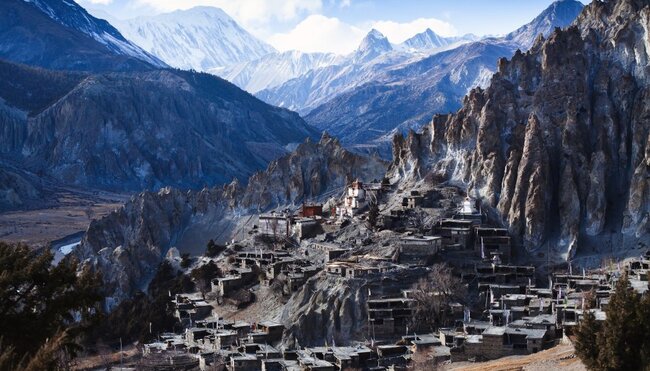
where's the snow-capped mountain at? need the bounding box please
[255,29,427,114]
[505,0,585,50]
[20,0,165,68]
[215,50,343,94]
[305,39,513,151]
[258,1,583,127]
[113,7,276,71]
[298,0,585,152]
[400,28,451,50]
[354,29,393,63]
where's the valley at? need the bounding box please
[0,0,648,370]
[0,186,127,247]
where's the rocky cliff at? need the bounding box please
[390,0,649,262]
[75,135,387,300]
[281,267,428,347]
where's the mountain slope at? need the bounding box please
[0,0,163,71]
[114,7,276,71]
[354,29,393,63]
[400,28,451,50]
[389,0,649,262]
[303,0,584,150]
[306,40,513,149]
[0,59,318,191]
[75,134,388,300]
[256,29,422,114]
[233,29,473,99]
[505,0,586,50]
[215,50,343,94]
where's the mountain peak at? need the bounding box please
[366,28,386,39]
[354,29,392,62]
[165,6,230,21]
[506,0,584,49]
[115,6,276,71]
[401,28,449,50]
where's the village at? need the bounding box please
[136,178,650,371]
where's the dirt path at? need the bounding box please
[443,343,586,371]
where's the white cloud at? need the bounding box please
[370,17,457,44]
[90,0,458,54]
[134,0,322,29]
[268,15,365,54]
[268,14,458,55]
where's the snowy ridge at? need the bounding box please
[506,0,585,49]
[22,0,165,67]
[215,50,344,94]
[114,7,276,71]
[254,29,473,114]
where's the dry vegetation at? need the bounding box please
[0,188,128,247]
[443,343,586,371]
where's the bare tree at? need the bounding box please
[410,263,467,332]
[407,210,430,233]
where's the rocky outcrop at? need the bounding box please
[76,135,387,301]
[281,267,428,347]
[0,60,318,191]
[390,0,650,261]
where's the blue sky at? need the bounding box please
[80,0,590,54]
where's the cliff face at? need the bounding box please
[76,135,387,300]
[390,0,649,261]
[281,267,428,347]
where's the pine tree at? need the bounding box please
[596,273,642,370]
[0,242,102,368]
[574,308,601,370]
[636,292,650,368]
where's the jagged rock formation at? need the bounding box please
[75,135,387,300]
[0,59,317,191]
[390,0,650,262]
[281,267,428,347]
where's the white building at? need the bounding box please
[338,180,367,218]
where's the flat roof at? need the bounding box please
[231,353,258,361]
[401,235,442,241]
[505,327,547,339]
[482,326,506,336]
